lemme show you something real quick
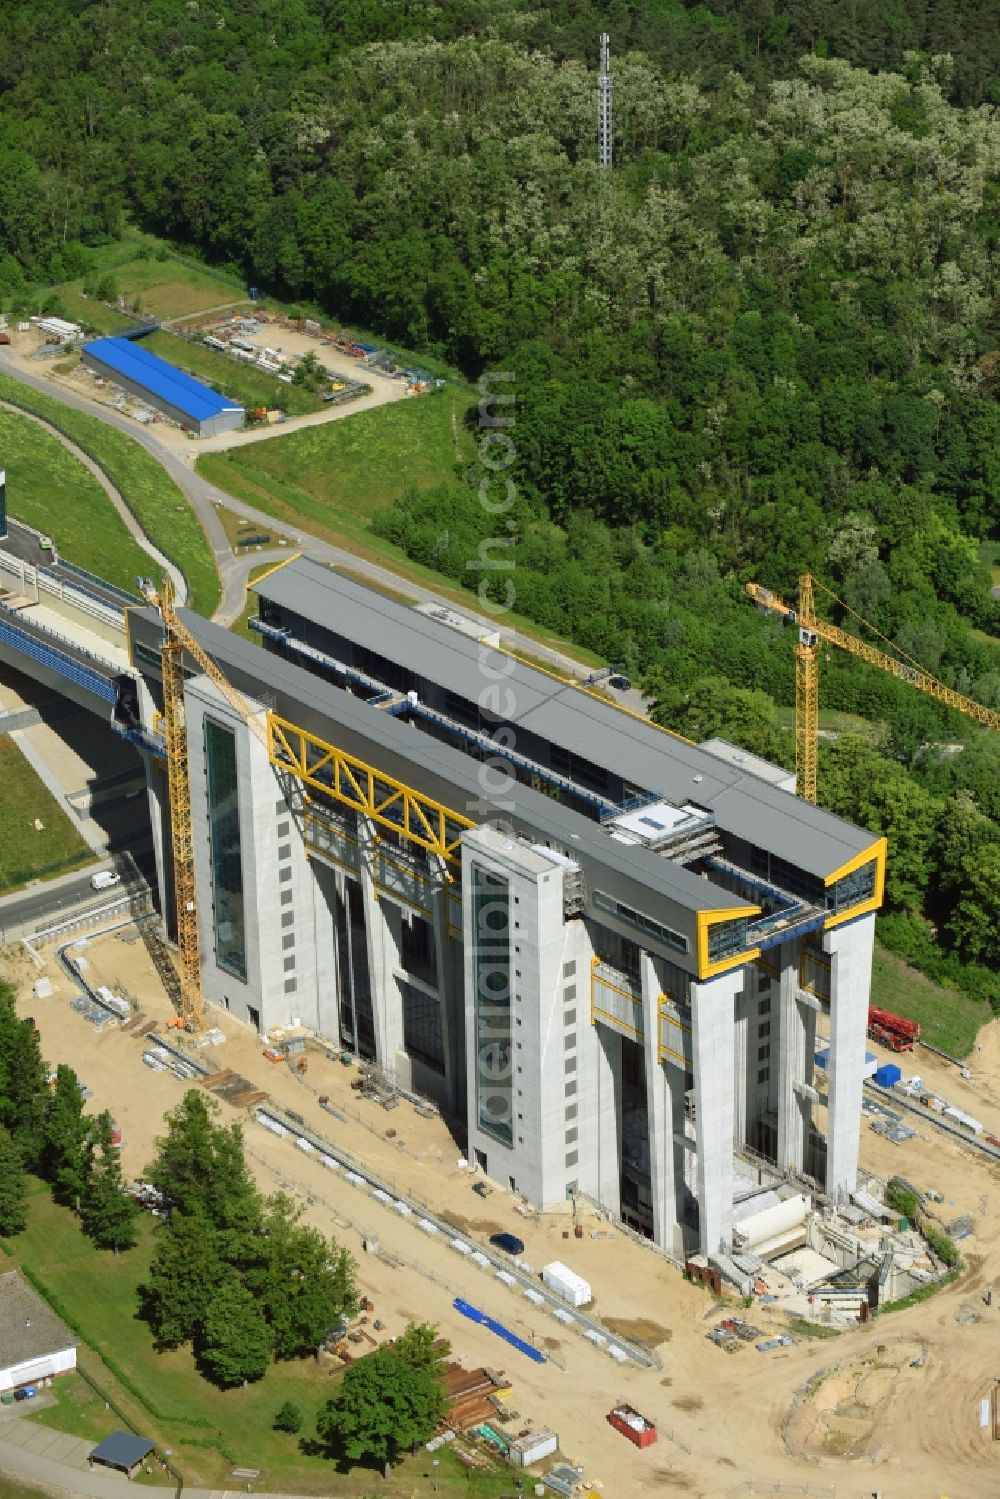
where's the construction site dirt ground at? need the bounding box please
[4,927,1000,1498]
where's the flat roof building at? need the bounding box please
[81,337,244,437]
[126,557,885,1258]
[0,1270,78,1392]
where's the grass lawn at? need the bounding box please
[0,407,154,593]
[197,385,473,538]
[870,941,987,1057]
[44,233,249,330]
[0,1188,514,1497]
[0,737,93,893]
[200,404,603,666]
[0,1478,78,1499]
[24,1369,123,1446]
[230,561,293,639]
[775,706,875,736]
[200,426,603,666]
[54,287,134,335]
[0,374,219,617]
[142,331,324,418]
[977,540,1000,588]
[214,503,283,554]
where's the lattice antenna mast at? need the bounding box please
[598,33,613,169]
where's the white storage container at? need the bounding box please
[541,1260,592,1307]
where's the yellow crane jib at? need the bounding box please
[747,574,1000,804]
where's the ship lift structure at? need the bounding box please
[747,573,1000,803]
[144,578,473,1032]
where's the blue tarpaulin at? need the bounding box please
[453,1298,545,1363]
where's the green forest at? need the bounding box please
[0,0,998,1004]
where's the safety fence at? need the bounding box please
[57,556,141,608]
[727,1484,839,1498]
[74,1359,184,1497]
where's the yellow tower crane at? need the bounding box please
[746,573,1000,803]
[148,578,270,1031]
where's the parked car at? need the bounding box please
[489,1232,526,1256]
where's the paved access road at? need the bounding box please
[0,858,154,942]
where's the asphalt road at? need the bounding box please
[0,850,155,940]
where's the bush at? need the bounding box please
[925,1224,961,1268]
[886,1180,921,1222]
[273,1400,303,1434]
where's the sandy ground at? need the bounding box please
[4,927,1000,1497]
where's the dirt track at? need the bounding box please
[5,930,1000,1498]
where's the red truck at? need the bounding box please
[607,1404,657,1448]
[867,1007,919,1053]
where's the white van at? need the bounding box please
[90,870,121,891]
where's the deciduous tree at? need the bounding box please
[196,1273,273,1388]
[81,1111,138,1251]
[316,1337,446,1470]
[0,1125,28,1237]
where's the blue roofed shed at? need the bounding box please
[81,337,244,437]
[89,1431,156,1476]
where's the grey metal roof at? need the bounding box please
[131,608,748,938]
[253,559,876,880]
[90,1432,155,1469]
[0,1271,77,1371]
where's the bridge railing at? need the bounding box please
[0,608,116,701]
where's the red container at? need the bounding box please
[607,1405,657,1448]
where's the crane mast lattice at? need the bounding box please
[747,573,1000,803]
[151,578,269,1030]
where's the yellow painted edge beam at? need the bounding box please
[823,836,887,930]
[592,1007,643,1040]
[248,550,302,590]
[824,836,887,887]
[658,1042,690,1066]
[593,975,643,1005]
[698,947,762,982]
[825,894,881,931]
[303,845,355,876]
[695,905,762,981]
[375,850,434,888]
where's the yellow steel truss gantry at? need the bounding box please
[267,714,474,863]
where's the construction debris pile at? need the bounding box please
[707,1316,766,1353]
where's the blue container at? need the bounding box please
[875,1063,902,1088]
